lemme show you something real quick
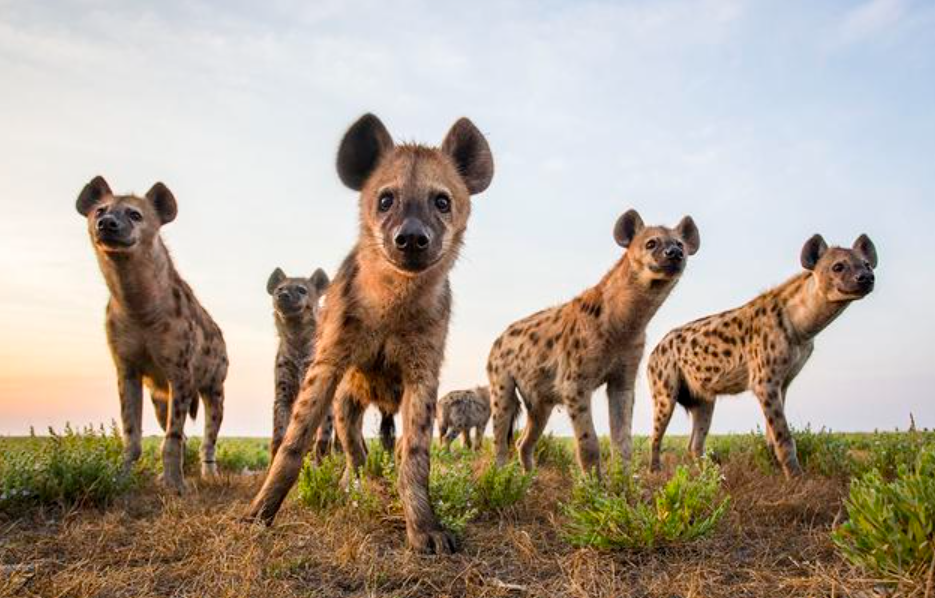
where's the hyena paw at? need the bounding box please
[409,528,460,555]
[201,460,219,478]
[158,471,187,495]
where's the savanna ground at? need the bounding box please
[1,426,933,598]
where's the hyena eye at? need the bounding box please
[378,192,394,212]
[645,239,657,250]
[296,286,307,295]
[95,207,107,217]
[832,262,845,273]
[434,194,451,213]
[127,210,143,222]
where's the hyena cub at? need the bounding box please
[437,386,491,451]
[77,177,227,492]
[488,210,699,474]
[246,113,494,554]
[268,267,397,462]
[648,234,878,478]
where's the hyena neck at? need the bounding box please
[99,237,174,319]
[596,255,677,340]
[354,242,454,322]
[275,311,317,357]
[781,273,849,341]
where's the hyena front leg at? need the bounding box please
[568,396,601,476]
[688,400,715,459]
[473,423,486,452]
[606,363,638,462]
[754,383,802,478]
[334,391,367,484]
[117,366,144,471]
[247,364,342,524]
[200,387,224,477]
[399,381,456,554]
[460,429,472,450]
[270,365,298,461]
[162,375,197,493]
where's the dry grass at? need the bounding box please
[0,449,921,598]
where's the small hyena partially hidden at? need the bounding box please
[77,177,228,492]
[437,386,490,451]
[246,113,494,554]
[268,267,397,462]
[648,234,878,478]
[488,210,700,475]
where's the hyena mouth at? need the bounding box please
[96,233,136,249]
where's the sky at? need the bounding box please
[0,0,933,440]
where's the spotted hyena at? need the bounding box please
[245,113,494,554]
[437,386,490,451]
[488,210,700,474]
[268,267,398,463]
[648,234,878,478]
[77,176,227,492]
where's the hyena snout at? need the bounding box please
[274,286,308,313]
[855,270,875,292]
[393,217,432,252]
[662,243,684,263]
[95,214,135,247]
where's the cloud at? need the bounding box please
[835,0,908,46]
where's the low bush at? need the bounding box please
[0,424,135,514]
[475,461,534,511]
[832,446,935,583]
[533,434,575,473]
[430,460,478,537]
[563,458,730,549]
[296,453,346,512]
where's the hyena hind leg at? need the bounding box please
[688,400,715,459]
[200,387,224,477]
[649,374,679,472]
[490,374,520,467]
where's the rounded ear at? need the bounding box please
[613,209,644,248]
[441,117,494,195]
[309,268,330,293]
[800,234,828,270]
[853,234,878,268]
[267,268,286,295]
[76,176,112,216]
[676,215,700,256]
[145,182,177,225]
[336,113,394,191]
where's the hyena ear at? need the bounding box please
[76,176,112,216]
[613,209,644,248]
[145,182,178,225]
[309,268,330,293]
[267,268,286,295]
[336,113,394,191]
[800,234,828,270]
[676,215,700,256]
[853,234,878,268]
[441,117,494,195]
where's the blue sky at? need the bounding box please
[0,0,932,438]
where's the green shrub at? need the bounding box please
[296,453,346,512]
[533,434,574,472]
[429,460,478,537]
[216,439,269,473]
[858,430,935,479]
[563,458,730,549]
[362,439,396,482]
[750,426,853,477]
[475,462,534,511]
[0,424,136,514]
[832,447,935,582]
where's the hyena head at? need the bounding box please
[800,233,878,302]
[336,113,494,275]
[267,267,330,319]
[613,209,700,283]
[76,176,177,255]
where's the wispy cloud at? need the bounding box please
[834,0,908,46]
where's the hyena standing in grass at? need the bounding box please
[437,386,490,451]
[488,210,700,474]
[648,234,878,478]
[246,113,494,553]
[77,176,227,492]
[268,267,397,462]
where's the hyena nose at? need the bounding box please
[857,272,874,285]
[394,219,431,252]
[664,245,684,261]
[97,215,119,232]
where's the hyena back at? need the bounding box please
[246,113,494,554]
[648,234,878,478]
[437,386,491,451]
[77,177,228,492]
[487,210,700,474]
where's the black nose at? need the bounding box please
[97,215,119,233]
[393,219,431,252]
[663,245,684,261]
[856,272,875,285]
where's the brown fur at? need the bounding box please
[437,386,491,451]
[76,176,228,492]
[648,234,878,478]
[245,113,494,554]
[488,210,700,474]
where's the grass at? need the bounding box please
[1,426,933,597]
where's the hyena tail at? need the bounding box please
[379,410,396,454]
[189,396,199,420]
